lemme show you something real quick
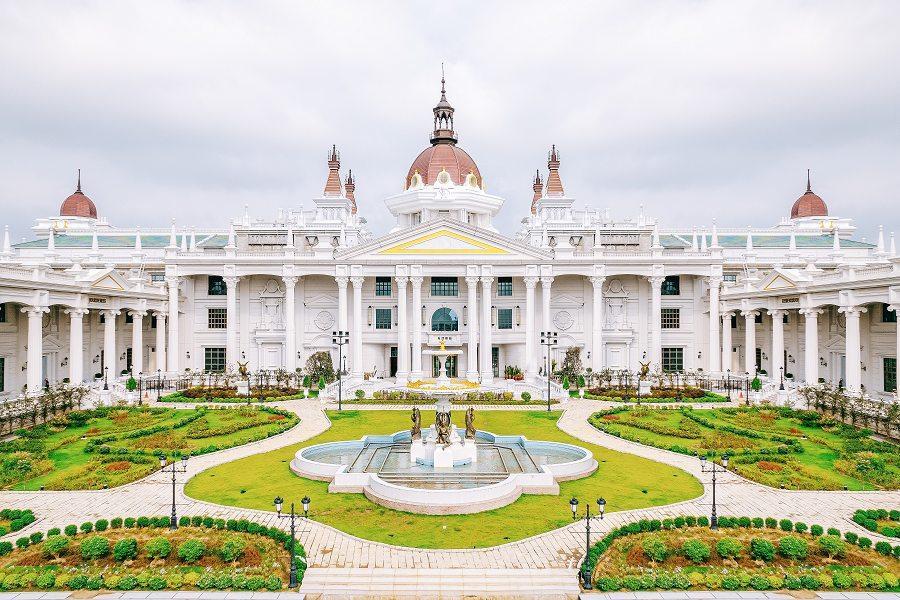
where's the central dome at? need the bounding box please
[406,144,482,189]
[790,171,828,219]
[405,76,483,190]
[60,170,98,219]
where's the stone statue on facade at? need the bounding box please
[465,406,476,439]
[410,407,421,441]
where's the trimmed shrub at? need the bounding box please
[47,527,61,536]
[124,517,136,528]
[874,541,892,555]
[113,537,138,562]
[810,524,823,537]
[817,535,845,558]
[844,531,858,544]
[521,391,531,401]
[42,535,70,558]
[681,539,710,563]
[778,536,808,560]
[15,537,29,549]
[765,517,777,528]
[177,539,206,563]
[29,532,43,544]
[79,522,93,533]
[145,537,171,559]
[95,519,109,532]
[80,535,110,560]
[0,541,13,556]
[779,519,793,532]
[697,516,709,527]
[827,527,840,536]
[64,524,77,537]
[751,517,764,528]
[220,535,247,562]
[716,537,743,559]
[641,536,668,562]
[794,522,808,533]
[110,517,123,529]
[858,537,872,549]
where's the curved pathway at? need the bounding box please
[1,398,898,596]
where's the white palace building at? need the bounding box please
[0,79,898,402]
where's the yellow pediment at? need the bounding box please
[764,275,795,291]
[378,229,510,255]
[93,274,124,291]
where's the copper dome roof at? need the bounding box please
[406,144,482,189]
[60,171,98,219]
[790,171,828,219]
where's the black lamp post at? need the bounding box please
[103,366,109,391]
[700,454,728,529]
[274,495,310,589]
[540,331,558,411]
[726,368,731,400]
[332,330,349,411]
[156,368,162,401]
[158,454,189,529]
[779,366,785,391]
[569,496,606,590]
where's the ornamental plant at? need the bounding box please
[113,537,138,562]
[42,535,70,558]
[817,534,845,558]
[126,376,137,392]
[778,536,808,560]
[177,539,206,563]
[145,536,171,559]
[219,535,247,562]
[641,536,668,562]
[80,535,110,560]
[716,537,743,559]
[750,538,776,562]
[681,539,710,563]
[521,391,531,401]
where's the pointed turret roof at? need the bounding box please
[323,145,343,197]
[545,145,564,196]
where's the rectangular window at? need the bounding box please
[125,313,133,324]
[375,308,392,330]
[492,347,499,378]
[660,275,680,296]
[661,307,680,329]
[783,313,789,324]
[723,273,737,283]
[204,347,226,373]
[885,357,897,393]
[497,308,513,330]
[0,303,6,323]
[208,308,227,329]
[150,272,165,282]
[883,303,897,323]
[208,275,227,296]
[375,277,392,297]
[661,347,684,372]
[755,347,762,372]
[0,356,4,391]
[497,277,513,297]
[430,277,459,297]
[150,315,157,329]
[731,315,737,328]
[755,313,763,324]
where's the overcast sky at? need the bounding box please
[1,1,898,242]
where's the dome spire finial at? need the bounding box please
[431,66,456,145]
[76,168,82,193]
[806,168,811,193]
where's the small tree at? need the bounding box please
[559,347,583,383]
[304,352,336,385]
[126,376,137,392]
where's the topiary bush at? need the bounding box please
[177,539,206,563]
[64,524,77,537]
[716,537,743,559]
[145,536,171,559]
[817,535,845,558]
[641,536,668,562]
[521,391,531,402]
[219,535,247,562]
[42,535,70,558]
[810,524,823,537]
[681,539,710,563]
[778,536,808,560]
[113,537,138,562]
[80,535,110,560]
[749,538,776,562]
[779,519,793,532]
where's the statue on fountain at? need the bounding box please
[410,407,421,440]
[435,411,452,447]
[465,406,476,439]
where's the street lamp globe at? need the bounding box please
[158,455,167,468]
[301,495,311,517]
[569,497,579,519]
[597,497,606,519]
[181,454,189,468]
[722,454,729,468]
[273,496,284,514]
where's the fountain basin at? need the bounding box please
[290,429,598,515]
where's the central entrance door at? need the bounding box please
[432,355,458,378]
[389,347,398,378]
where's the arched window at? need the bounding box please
[431,307,459,332]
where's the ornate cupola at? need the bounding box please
[430,74,457,145]
[345,170,357,214]
[532,145,575,222]
[323,145,343,197]
[545,145,565,197]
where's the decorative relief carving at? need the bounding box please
[553,310,574,331]
[314,311,335,331]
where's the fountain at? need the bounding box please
[290,404,598,514]
[420,338,464,386]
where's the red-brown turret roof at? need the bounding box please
[345,170,357,214]
[323,145,343,196]
[791,170,828,219]
[531,170,543,214]
[545,145,564,196]
[59,170,98,219]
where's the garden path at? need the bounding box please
[1,398,898,598]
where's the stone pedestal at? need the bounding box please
[639,381,652,396]
[237,380,251,396]
[410,425,478,467]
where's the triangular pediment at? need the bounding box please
[759,268,811,292]
[77,268,129,292]
[337,219,551,260]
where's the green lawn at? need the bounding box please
[185,410,702,549]
[1,406,298,491]
[591,406,900,490]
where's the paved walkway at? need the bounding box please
[1,398,898,598]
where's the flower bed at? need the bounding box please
[161,386,305,403]
[0,406,299,490]
[586,514,900,592]
[0,510,35,537]
[346,389,557,405]
[853,509,900,538]
[585,386,727,403]
[0,514,304,591]
[588,405,900,490]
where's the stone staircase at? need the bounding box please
[299,567,580,598]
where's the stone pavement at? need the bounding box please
[581,593,900,600]
[1,398,898,598]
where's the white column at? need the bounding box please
[65,308,88,383]
[130,311,145,376]
[396,276,409,384]
[351,276,364,378]
[541,276,554,334]
[721,312,733,373]
[480,276,494,383]
[891,304,900,399]
[410,276,423,380]
[154,312,167,374]
[648,276,665,369]
[742,310,758,375]
[708,277,721,373]
[840,305,866,392]
[102,309,120,378]
[769,309,785,382]
[800,309,822,384]
[224,276,240,372]
[166,276,179,372]
[283,276,298,373]
[524,276,538,379]
[465,276,479,381]
[590,277,605,373]
[23,306,46,395]
[336,276,349,332]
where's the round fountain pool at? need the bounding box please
[291,429,597,514]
